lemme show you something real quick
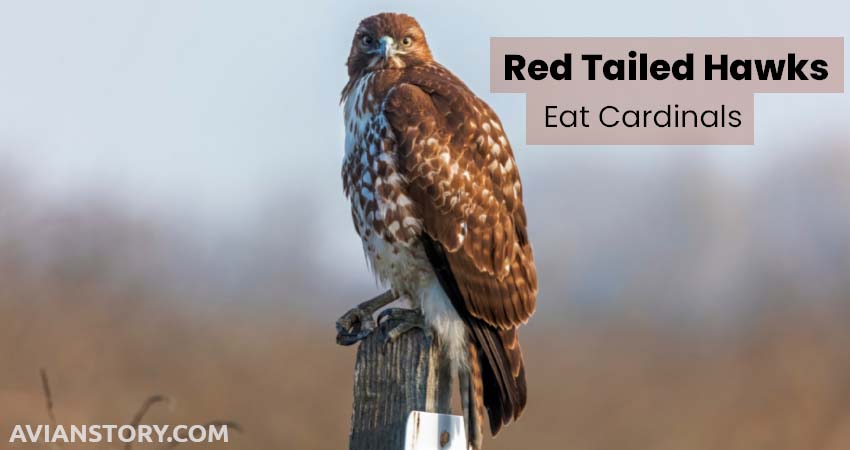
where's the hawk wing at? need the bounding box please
[385,64,537,328]
[384,64,538,433]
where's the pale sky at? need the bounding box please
[0,0,847,293]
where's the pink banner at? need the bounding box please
[490,37,844,144]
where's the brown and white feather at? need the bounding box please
[341,13,537,448]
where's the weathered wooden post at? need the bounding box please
[341,323,458,450]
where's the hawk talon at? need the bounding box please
[335,290,398,346]
[377,308,428,346]
[336,306,376,346]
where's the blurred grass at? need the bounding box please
[2,273,849,449]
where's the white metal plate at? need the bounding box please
[404,411,467,450]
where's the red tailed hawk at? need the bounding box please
[336,13,537,449]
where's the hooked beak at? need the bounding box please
[378,36,396,60]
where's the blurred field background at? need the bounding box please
[2,1,850,449]
[3,140,850,450]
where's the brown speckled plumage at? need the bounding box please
[341,13,537,448]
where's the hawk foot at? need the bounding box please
[336,290,398,346]
[377,308,428,346]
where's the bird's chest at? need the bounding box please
[342,76,427,290]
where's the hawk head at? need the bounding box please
[346,13,433,77]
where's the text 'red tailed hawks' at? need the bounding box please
[337,13,537,449]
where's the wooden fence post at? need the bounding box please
[346,328,453,450]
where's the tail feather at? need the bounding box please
[470,323,526,435]
[421,234,529,440]
[462,342,485,450]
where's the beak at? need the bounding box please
[378,36,396,60]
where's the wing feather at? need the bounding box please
[384,64,538,330]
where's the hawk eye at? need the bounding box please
[361,35,374,46]
[401,36,413,46]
